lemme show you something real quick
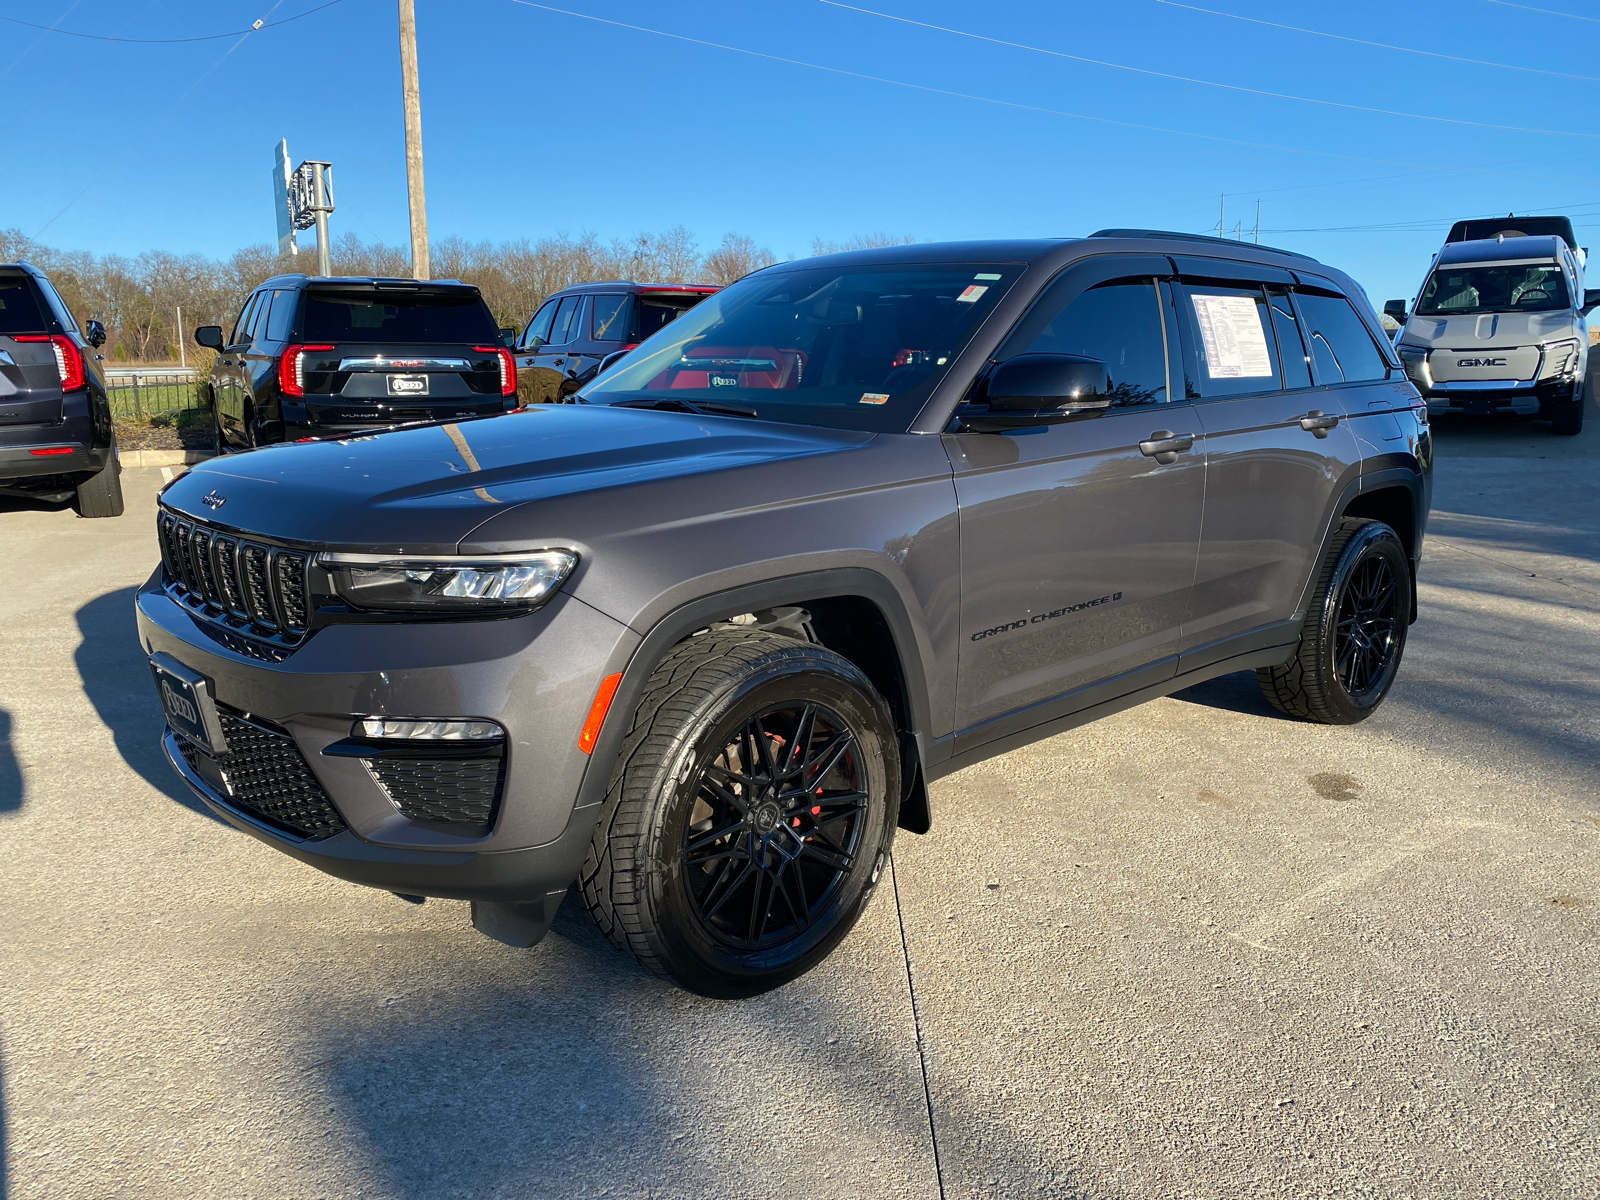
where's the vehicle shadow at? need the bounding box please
[1170,668,1293,720]
[73,586,223,823]
[287,889,990,1200]
[0,711,21,815]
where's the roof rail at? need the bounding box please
[1088,228,1311,260]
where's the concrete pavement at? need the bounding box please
[1,392,1596,1199]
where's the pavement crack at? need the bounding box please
[889,853,947,1200]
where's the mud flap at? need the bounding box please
[470,889,567,948]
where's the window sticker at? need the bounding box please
[859,392,890,405]
[1190,294,1273,378]
[955,285,989,304]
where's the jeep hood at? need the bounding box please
[159,405,872,551]
[1400,309,1577,349]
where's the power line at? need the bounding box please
[1483,0,1600,22]
[0,0,344,45]
[1,1,84,81]
[506,1,1600,183]
[1153,0,1600,84]
[816,0,1600,141]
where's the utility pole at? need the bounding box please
[399,0,429,281]
[1217,194,1225,239]
[1254,200,1261,244]
[176,305,185,368]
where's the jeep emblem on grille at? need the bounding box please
[202,491,227,509]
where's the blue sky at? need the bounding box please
[5,0,1600,304]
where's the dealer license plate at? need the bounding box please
[387,374,430,396]
[150,652,223,753]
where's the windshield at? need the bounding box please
[302,289,498,343]
[1415,262,1570,316]
[580,263,1022,431]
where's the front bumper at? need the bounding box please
[136,571,640,901]
[1421,376,1579,417]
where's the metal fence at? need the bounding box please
[103,369,207,419]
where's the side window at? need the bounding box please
[1295,291,1389,384]
[591,294,630,341]
[1267,289,1312,390]
[547,295,583,346]
[522,298,559,350]
[229,294,260,346]
[1001,277,1170,407]
[265,289,297,342]
[1175,283,1282,399]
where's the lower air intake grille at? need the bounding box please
[177,711,347,840]
[369,756,505,828]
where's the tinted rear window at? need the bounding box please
[302,289,496,343]
[0,280,50,335]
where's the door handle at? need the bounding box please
[1299,410,1340,437]
[1138,430,1195,465]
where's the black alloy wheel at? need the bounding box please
[1257,518,1412,724]
[684,701,867,950]
[580,629,899,997]
[1331,552,1401,699]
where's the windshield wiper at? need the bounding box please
[609,397,758,419]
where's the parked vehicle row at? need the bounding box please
[142,230,1432,996]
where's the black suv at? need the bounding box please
[0,262,119,516]
[196,276,518,451]
[515,281,718,405]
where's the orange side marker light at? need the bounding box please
[578,673,623,755]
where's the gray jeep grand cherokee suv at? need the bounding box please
[137,232,1431,997]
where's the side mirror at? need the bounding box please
[498,326,517,348]
[194,325,225,352]
[596,348,631,376]
[962,354,1111,431]
[1583,289,1600,316]
[989,353,1110,411]
[1383,299,1408,323]
[520,334,546,352]
[85,319,106,348]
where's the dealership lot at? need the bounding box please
[2,395,1597,1198]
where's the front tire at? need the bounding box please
[1257,518,1411,724]
[72,449,123,518]
[1551,391,1584,436]
[580,630,899,997]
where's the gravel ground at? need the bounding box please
[1,391,1596,1200]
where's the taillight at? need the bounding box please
[473,346,517,396]
[279,344,335,397]
[13,334,85,390]
[621,343,639,351]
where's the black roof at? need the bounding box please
[1445,216,1577,250]
[1089,228,1313,260]
[256,274,478,290]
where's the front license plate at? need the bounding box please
[387,373,429,396]
[150,652,224,753]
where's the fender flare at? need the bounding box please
[572,567,937,818]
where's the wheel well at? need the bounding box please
[1341,485,1418,621]
[698,593,931,834]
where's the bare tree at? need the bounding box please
[702,233,778,286]
[811,233,916,257]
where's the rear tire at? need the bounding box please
[1257,518,1410,724]
[579,629,899,997]
[72,450,123,518]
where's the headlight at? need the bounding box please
[1396,344,1432,388]
[319,549,577,613]
[1541,338,1581,379]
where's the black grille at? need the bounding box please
[177,711,347,839]
[274,552,309,632]
[156,508,311,647]
[369,755,504,828]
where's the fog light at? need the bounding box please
[358,717,504,740]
